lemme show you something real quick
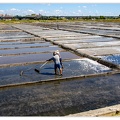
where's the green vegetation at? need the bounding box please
[0,16,120,24]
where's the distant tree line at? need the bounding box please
[0,15,120,20]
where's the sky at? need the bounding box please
[0,1,120,16]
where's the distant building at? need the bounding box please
[0,14,4,17]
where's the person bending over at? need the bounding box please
[47,51,63,75]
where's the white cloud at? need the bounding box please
[21,10,35,15]
[83,6,87,8]
[10,8,19,11]
[89,11,92,13]
[11,8,17,11]
[4,8,21,15]
[54,9,62,15]
[72,11,81,16]
[28,9,35,13]
[78,10,82,13]
[0,10,4,13]
[39,10,44,12]
[55,10,62,13]
[39,10,47,15]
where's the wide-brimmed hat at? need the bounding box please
[55,50,60,55]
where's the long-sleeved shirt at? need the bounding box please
[48,54,61,65]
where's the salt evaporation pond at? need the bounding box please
[0,23,120,116]
[52,36,116,44]
[0,25,17,30]
[0,31,35,39]
[0,46,63,55]
[0,42,51,49]
[0,73,120,116]
[78,28,120,35]
[0,52,80,65]
[100,54,120,65]
[0,58,111,86]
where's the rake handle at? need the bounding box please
[40,61,48,69]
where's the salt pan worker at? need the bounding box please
[55,50,64,69]
[47,50,63,75]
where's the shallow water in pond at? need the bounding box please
[0,31,35,39]
[0,46,62,55]
[100,54,120,65]
[0,52,80,64]
[0,42,51,49]
[0,35,34,39]
[0,73,120,116]
[0,59,111,86]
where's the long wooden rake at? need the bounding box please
[34,61,48,73]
